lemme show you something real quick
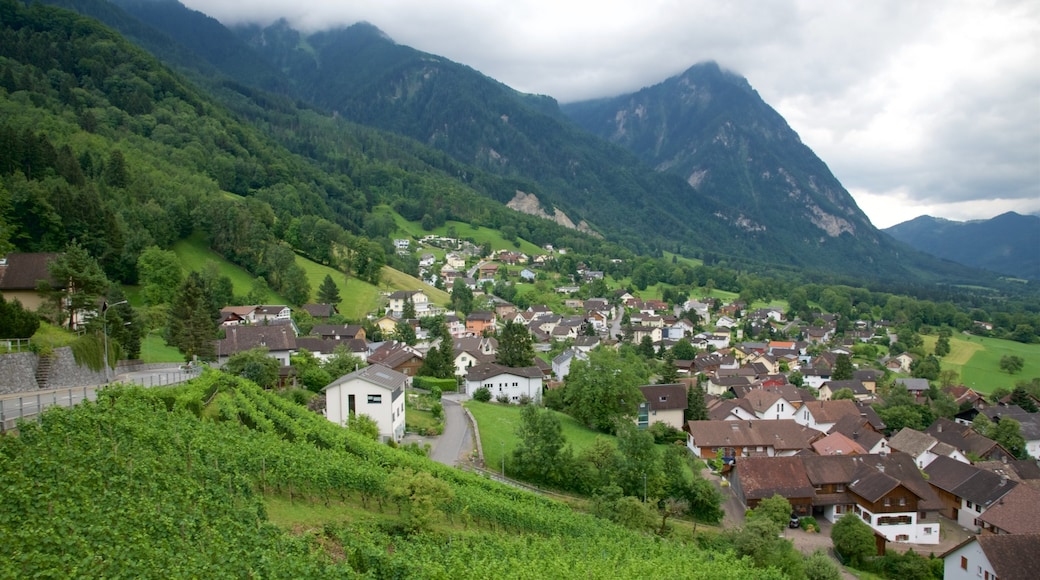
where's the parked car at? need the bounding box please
[789,513,800,529]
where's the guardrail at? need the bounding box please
[0,387,97,432]
[0,338,32,353]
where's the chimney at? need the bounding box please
[876,462,885,473]
[1002,455,1008,464]
[1000,475,1008,487]
[937,423,942,433]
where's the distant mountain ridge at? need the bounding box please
[884,212,1040,280]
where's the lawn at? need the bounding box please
[921,333,1040,394]
[373,204,545,256]
[465,401,610,475]
[140,329,184,363]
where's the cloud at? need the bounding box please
[180,0,1040,228]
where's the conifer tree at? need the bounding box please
[168,271,218,361]
[317,274,341,305]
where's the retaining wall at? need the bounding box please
[0,352,39,394]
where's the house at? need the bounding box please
[452,336,497,377]
[220,305,260,325]
[976,483,1040,535]
[795,399,862,432]
[464,363,543,403]
[683,419,823,463]
[367,341,424,377]
[926,418,1014,462]
[215,325,296,366]
[299,303,339,319]
[444,253,465,269]
[552,348,588,381]
[636,384,688,431]
[322,364,407,443]
[390,290,432,318]
[0,252,61,314]
[374,315,399,337]
[477,262,499,280]
[519,268,536,282]
[294,337,368,362]
[255,305,292,323]
[827,413,889,455]
[942,534,1040,580]
[888,428,969,468]
[311,324,366,341]
[979,407,1040,459]
[887,353,916,374]
[465,311,497,336]
[731,389,796,421]
[799,453,943,544]
[418,253,436,268]
[923,455,1019,530]
[731,456,816,516]
[818,380,872,401]
[811,432,867,456]
[894,378,930,402]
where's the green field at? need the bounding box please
[465,400,611,474]
[374,205,545,257]
[922,333,1040,393]
[139,329,184,363]
[173,233,286,303]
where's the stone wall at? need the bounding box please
[46,347,107,388]
[0,352,38,394]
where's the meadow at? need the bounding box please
[921,333,1040,393]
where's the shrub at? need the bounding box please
[518,394,532,405]
[473,386,491,402]
[495,394,510,404]
[800,516,818,532]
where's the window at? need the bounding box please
[924,527,932,535]
[899,497,906,506]
[836,484,845,492]
[975,504,982,513]
[960,556,967,570]
[367,394,382,404]
[884,498,891,507]
[896,534,909,542]
[966,501,973,509]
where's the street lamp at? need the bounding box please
[102,300,127,383]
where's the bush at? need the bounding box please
[518,394,532,405]
[495,394,510,404]
[431,402,443,420]
[800,516,818,532]
[473,386,491,402]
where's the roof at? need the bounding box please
[294,337,367,355]
[736,456,816,501]
[976,484,1040,534]
[684,419,823,451]
[465,362,543,382]
[638,384,688,412]
[740,389,784,414]
[888,428,937,457]
[324,363,407,396]
[801,453,941,510]
[802,399,860,424]
[300,303,338,317]
[0,253,61,290]
[388,290,423,299]
[894,377,930,392]
[216,325,296,355]
[368,341,423,369]
[849,470,902,502]
[926,418,1004,458]
[811,432,867,456]
[943,535,1040,580]
[311,324,365,339]
[924,455,1018,507]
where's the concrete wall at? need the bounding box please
[46,347,107,388]
[0,352,39,394]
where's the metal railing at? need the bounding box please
[0,387,97,432]
[0,338,32,353]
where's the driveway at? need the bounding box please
[424,394,473,466]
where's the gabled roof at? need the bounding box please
[324,363,407,395]
[888,428,937,457]
[923,455,1018,508]
[976,484,1040,535]
[216,325,296,355]
[465,362,543,382]
[801,399,860,424]
[300,303,338,318]
[737,456,816,501]
[811,432,867,456]
[368,341,423,369]
[739,389,785,414]
[973,535,1040,580]
[0,252,61,290]
[638,384,688,412]
[894,377,930,392]
[684,419,823,451]
[849,470,902,502]
[926,418,1006,458]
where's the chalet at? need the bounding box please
[293,337,368,362]
[888,428,968,469]
[894,378,930,402]
[255,305,291,323]
[795,399,862,432]
[730,389,796,421]
[323,364,406,443]
[300,303,339,319]
[924,455,1019,530]
[311,324,366,341]
[452,336,498,377]
[636,384,688,431]
[926,418,1015,462]
[367,341,423,377]
[731,456,816,516]
[464,363,543,404]
[975,483,1040,535]
[0,253,61,315]
[215,325,296,366]
[683,419,822,463]
[220,305,259,325]
[477,263,499,280]
[942,534,1040,580]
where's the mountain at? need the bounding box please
[884,212,1040,280]
[29,0,1000,285]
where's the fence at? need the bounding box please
[118,370,200,388]
[0,387,97,432]
[1,338,32,353]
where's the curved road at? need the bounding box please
[427,394,473,466]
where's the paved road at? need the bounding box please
[427,394,473,466]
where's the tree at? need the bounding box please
[1009,386,1039,413]
[831,512,876,566]
[451,278,473,316]
[659,350,679,384]
[685,475,724,523]
[832,354,853,381]
[686,384,708,422]
[316,274,341,305]
[167,271,217,361]
[788,370,804,387]
[748,494,792,532]
[387,468,454,533]
[990,417,1028,459]
[831,388,856,401]
[223,347,279,389]
[418,322,455,379]
[562,347,649,432]
[473,386,491,402]
[401,296,416,320]
[671,338,698,360]
[136,246,182,306]
[497,320,535,367]
[637,335,656,359]
[934,334,951,357]
[615,422,664,500]
[321,345,366,379]
[729,516,804,578]
[911,355,941,381]
[392,321,417,346]
[804,550,842,580]
[0,294,40,338]
[1000,355,1025,375]
[46,241,108,329]
[512,405,572,487]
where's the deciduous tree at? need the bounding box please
[832,513,876,566]
[496,320,535,367]
[562,347,649,432]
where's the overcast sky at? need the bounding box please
[181,0,1039,228]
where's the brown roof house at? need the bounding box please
[942,534,1040,580]
[888,428,969,469]
[683,419,823,464]
[0,253,61,313]
[636,384,688,431]
[367,341,423,377]
[923,455,1019,530]
[926,418,1015,462]
[794,399,862,432]
[216,325,297,366]
[976,483,1040,535]
[731,456,816,516]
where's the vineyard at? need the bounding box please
[0,371,778,578]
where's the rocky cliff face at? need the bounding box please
[507,191,600,237]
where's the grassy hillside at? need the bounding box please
[173,233,287,303]
[922,334,1040,393]
[0,375,769,577]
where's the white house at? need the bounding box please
[322,364,407,443]
[731,389,796,421]
[636,384,688,431]
[942,534,1040,580]
[387,290,430,318]
[464,363,543,404]
[552,348,588,381]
